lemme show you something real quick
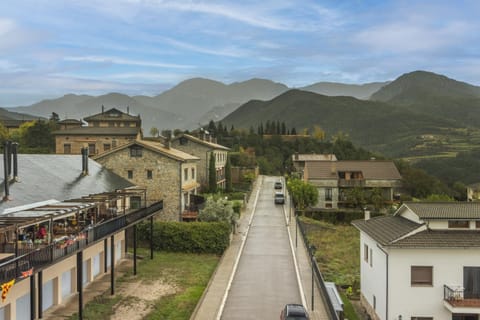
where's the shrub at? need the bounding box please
[137,221,230,255]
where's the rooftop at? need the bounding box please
[173,134,230,151]
[305,160,402,180]
[401,202,480,219]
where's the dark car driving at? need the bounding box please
[274,181,283,189]
[280,304,309,320]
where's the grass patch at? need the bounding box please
[340,291,359,320]
[299,216,359,287]
[68,249,219,320]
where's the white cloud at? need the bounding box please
[63,56,193,69]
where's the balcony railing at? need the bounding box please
[444,285,480,308]
[0,200,163,283]
[338,179,365,187]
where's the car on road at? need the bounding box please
[280,303,310,320]
[274,192,285,204]
[274,181,283,189]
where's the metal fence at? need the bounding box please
[296,215,343,320]
[0,200,163,283]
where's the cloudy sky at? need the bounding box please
[1,0,479,106]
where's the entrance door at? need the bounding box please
[464,267,480,299]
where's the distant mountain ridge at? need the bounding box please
[301,81,388,99]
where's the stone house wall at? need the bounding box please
[55,135,136,155]
[95,147,184,221]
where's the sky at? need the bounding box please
[1,0,480,106]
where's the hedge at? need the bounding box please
[137,221,231,255]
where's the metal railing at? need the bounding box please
[296,215,343,320]
[444,284,464,302]
[0,200,163,283]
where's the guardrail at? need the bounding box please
[296,215,343,320]
[0,200,163,283]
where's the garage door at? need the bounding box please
[42,279,54,312]
[61,269,72,299]
[16,293,30,320]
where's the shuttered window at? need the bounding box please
[411,266,433,286]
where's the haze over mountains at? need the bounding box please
[4,70,480,159]
[4,77,387,132]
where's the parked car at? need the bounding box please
[280,304,309,320]
[274,181,283,189]
[274,192,285,204]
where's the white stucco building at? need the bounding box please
[352,202,480,320]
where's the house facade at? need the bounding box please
[299,156,402,209]
[94,139,200,221]
[0,149,162,319]
[53,107,142,156]
[171,134,230,191]
[352,202,480,320]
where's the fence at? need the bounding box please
[296,215,343,320]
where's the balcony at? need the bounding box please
[444,285,480,313]
[338,179,365,187]
[0,200,163,284]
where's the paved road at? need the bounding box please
[221,176,303,319]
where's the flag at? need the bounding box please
[1,279,15,302]
[21,267,34,278]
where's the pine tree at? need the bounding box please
[225,154,232,192]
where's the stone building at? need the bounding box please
[171,133,230,191]
[93,139,200,221]
[53,107,142,156]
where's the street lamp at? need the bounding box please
[310,244,317,311]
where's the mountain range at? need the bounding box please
[3,78,387,133]
[3,70,480,158]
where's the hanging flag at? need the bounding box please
[1,279,15,302]
[21,267,34,278]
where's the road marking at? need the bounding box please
[284,192,308,309]
[216,177,262,320]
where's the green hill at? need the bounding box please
[221,89,472,157]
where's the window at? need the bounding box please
[411,266,433,286]
[184,168,188,181]
[448,220,469,228]
[88,143,96,155]
[112,139,117,148]
[103,143,111,151]
[63,143,71,154]
[364,244,369,263]
[370,248,373,267]
[191,168,195,180]
[147,170,153,179]
[411,317,433,320]
[130,146,142,157]
[325,188,332,201]
[477,221,480,228]
[127,170,133,179]
[373,295,376,310]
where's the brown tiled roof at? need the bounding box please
[58,119,82,124]
[389,230,480,248]
[352,215,422,245]
[401,202,480,219]
[173,134,230,151]
[84,108,140,122]
[306,160,401,180]
[52,127,140,136]
[93,139,199,162]
[292,154,337,162]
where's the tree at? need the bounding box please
[198,196,238,226]
[287,177,318,211]
[208,152,217,193]
[150,127,159,137]
[345,187,366,209]
[313,125,325,141]
[225,154,232,192]
[369,188,384,211]
[18,120,55,153]
[0,122,8,145]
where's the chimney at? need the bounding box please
[331,162,336,175]
[101,105,104,114]
[127,106,130,114]
[364,209,370,221]
[12,142,18,181]
[81,147,89,176]
[3,141,10,201]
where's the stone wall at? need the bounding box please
[95,147,183,221]
[55,135,135,155]
[172,140,209,189]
